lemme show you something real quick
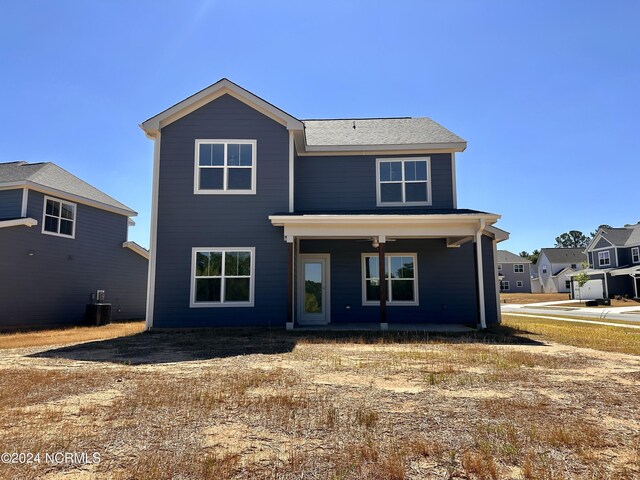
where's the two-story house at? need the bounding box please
[140,79,508,330]
[496,250,532,293]
[573,224,640,299]
[0,161,148,328]
[537,248,587,294]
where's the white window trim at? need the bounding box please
[193,139,257,195]
[542,266,548,274]
[361,252,419,306]
[189,247,256,308]
[375,157,432,207]
[41,195,76,239]
[632,247,640,264]
[514,264,524,273]
[598,250,611,267]
[502,280,510,291]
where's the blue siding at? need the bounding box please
[0,189,23,220]
[594,237,613,249]
[299,236,499,326]
[295,153,454,211]
[153,94,290,328]
[0,190,148,328]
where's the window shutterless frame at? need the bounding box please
[632,247,640,264]
[194,139,257,194]
[598,251,611,267]
[361,253,419,306]
[514,264,524,273]
[41,195,76,239]
[375,157,432,206]
[189,247,256,307]
[517,281,523,287]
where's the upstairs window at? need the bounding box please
[542,266,547,274]
[514,264,524,273]
[195,140,256,194]
[376,158,431,206]
[632,247,639,264]
[42,196,76,238]
[598,251,611,267]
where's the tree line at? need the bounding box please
[518,224,612,264]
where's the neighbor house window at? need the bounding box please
[598,251,611,267]
[497,264,502,271]
[190,247,255,307]
[514,264,524,273]
[501,281,510,291]
[517,281,523,287]
[362,254,418,305]
[42,196,76,238]
[565,280,572,289]
[632,247,640,264]
[571,264,577,269]
[195,140,256,194]
[376,158,431,206]
[542,266,547,274]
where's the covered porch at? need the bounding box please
[269,211,507,331]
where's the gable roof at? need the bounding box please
[0,161,136,216]
[497,250,531,264]
[140,78,304,135]
[301,118,467,151]
[591,225,640,248]
[140,78,467,153]
[539,248,587,265]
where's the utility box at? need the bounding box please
[85,293,112,326]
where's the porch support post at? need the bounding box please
[286,236,294,331]
[603,273,609,299]
[378,236,388,330]
[634,275,639,299]
[474,222,487,330]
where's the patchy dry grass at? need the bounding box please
[501,293,571,304]
[502,313,640,355]
[0,321,145,349]
[0,326,639,479]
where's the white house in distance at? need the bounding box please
[537,248,587,294]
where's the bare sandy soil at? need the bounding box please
[0,327,639,479]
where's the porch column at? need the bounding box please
[633,275,638,299]
[474,228,487,330]
[286,236,294,331]
[378,236,388,330]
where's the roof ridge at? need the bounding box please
[302,117,415,121]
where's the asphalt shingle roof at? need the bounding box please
[302,117,466,147]
[599,225,640,247]
[497,250,531,264]
[0,161,135,215]
[540,248,587,265]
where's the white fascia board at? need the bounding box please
[0,181,136,217]
[122,241,150,260]
[584,230,613,252]
[140,79,304,134]
[484,225,510,243]
[296,142,467,156]
[269,213,500,225]
[0,217,38,228]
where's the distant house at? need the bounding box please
[530,265,542,293]
[537,248,587,294]
[0,161,148,328]
[572,224,640,299]
[496,250,532,293]
[140,78,509,330]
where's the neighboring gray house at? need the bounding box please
[140,78,508,330]
[572,224,640,299]
[537,248,587,294]
[0,161,148,328]
[496,250,532,293]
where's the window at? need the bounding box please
[500,281,510,291]
[497,264,502,271]
[598,251,611,267]
[565,280,572,289]
[195,140,256,194]
[514,264,524,273]
[517,281,523,287]
[542,266,547,274]
[632,247,640,264]
[42,196,76,238]
[376,158,431,206]
[571,264,577,269]
[190,248,255,307]
[362,254,418,305]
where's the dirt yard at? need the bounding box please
[1,321,639,479]
[501,293,570,304]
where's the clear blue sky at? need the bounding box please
[2,1,638,253]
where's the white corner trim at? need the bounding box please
[21,187,28,217]
[0,217,38,228]
[289,130,294,212]
[122,241,150,260]
[451,152,457,209]
[146,131,161,331]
